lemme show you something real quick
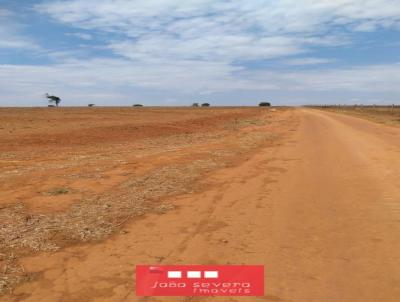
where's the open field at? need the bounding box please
[0,107,291,296]
[1,107,400,302]
[311,105,400,127]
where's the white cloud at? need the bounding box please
[35,0,400,64]
[0,9,39,50]
[248,64,400,92]
[107,35,309,63]
[284,58,338,66]
[1,59,400,106]
[66,32,93,40]
[2,1,399,105]
[36,1,400,33]
[0,9,11,17]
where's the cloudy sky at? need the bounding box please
[0,0,400,106]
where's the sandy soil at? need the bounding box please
[1,108,400,301]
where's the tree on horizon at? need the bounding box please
[45,93,61,107]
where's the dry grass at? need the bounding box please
[44,187,70,195]
[0,253,33,295]
[314,106,400,127]
[0,159,221,293]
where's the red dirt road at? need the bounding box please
[3,108,400,301]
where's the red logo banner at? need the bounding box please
[136,265,264,296]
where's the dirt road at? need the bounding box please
[4,108,400,301]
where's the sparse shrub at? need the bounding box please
[201,103,210,107]
[88,104,95,107]
[192,103,199,107]
[259,102,271,107]
[133,104,143,107]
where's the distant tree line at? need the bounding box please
[192,101,271,107]
[192,102,211,107]
[43,94,275,108]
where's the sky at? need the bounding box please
[0,0,400,106]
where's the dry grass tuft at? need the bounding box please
[0,253,31,294]
[44,187,70,195]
